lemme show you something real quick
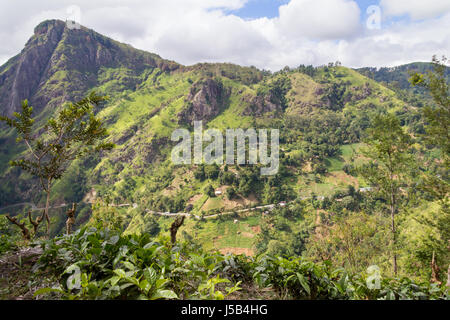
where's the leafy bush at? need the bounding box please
[0,217,19,255]
[32,226,449,300]
[251,256,448,300]
[34,227,240,300]
[204,184,215,197]
[226,187,236,200]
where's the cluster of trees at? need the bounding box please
[294,64,316,77]
[0,56,448,287]
[256,200,310,257]
[256,57,449,282]
[282,110,370,163]
[256,74,292,110]
[194,164,220,181]
[0,92,114,237]
[147,194,186,213]
[261,174,296,204]
[193,162,296,205]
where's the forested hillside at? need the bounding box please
[0,20,448,300]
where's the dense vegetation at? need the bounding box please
[0,20,449,300]
[5,226,448,300]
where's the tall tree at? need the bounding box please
[0,92,114,236]
[359,113,413,275]
[410,55,449,282]
[410,56,449,157]
[410,56,449,200]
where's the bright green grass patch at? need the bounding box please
[201,197,224,211]
[178,214,262,251]
[324,157,344,172]
[98,70,193,137]
[325,143,364,172]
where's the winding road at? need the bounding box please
[0,202,69,213]
[0,200,282,220]
[0,191,369,220]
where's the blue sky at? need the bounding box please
[229,0,291,19]
[230,0,415,27]
[0,0,449,70]
[231,0,378,19]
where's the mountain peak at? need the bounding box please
[0,20,179,116]
[33,19,65,35]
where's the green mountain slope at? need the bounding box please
[0,20,435,244]
[357,62,450,91]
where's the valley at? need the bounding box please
[0,20,448,300]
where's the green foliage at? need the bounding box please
[282,110,368,163]
[320,82,347,111]
[34,227,241,300]
[410,56,449,204]
[358,113,414,274]
[1,40,449,291]
[306,211,390,274]
[0,93,114,183]
[295,64,317,77]
[0,92,115,235]
[359,113,413,200]
[87,202,125,232]
[409,56,450,278]
[410,56,450,158]
[251,255,447,300]
[256,200,311,257]
[219,170,236,185]
[358,62,450,92]
[204,164,220,180]
[257,74,292,109]
[30,225,448,300]
[204,184,215,198]
[0,216,19,254]
[226,187,236,200]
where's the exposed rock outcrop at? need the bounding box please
[0,20,65,115]
[0,19,180,116]
[242,93,281,117]
[178,78,229,125]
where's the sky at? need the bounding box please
[0,0,449,71]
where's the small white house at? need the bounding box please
[215,190,222,196]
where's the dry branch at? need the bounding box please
[5,215,30,240]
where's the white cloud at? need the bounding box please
[380,0,450,20]
[336,15,450,67]
[277,0,361,40]
[0,0,448,70]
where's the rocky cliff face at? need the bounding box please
[0,20,180,116]
[0,21,65,115]
[242,93,282,117]
[178,78,229,125]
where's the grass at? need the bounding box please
[285,72,320,114]
[324,143,363,172]
[168,212,264,253]
[324,157,344,172]
[294,143,364,197]
[206,78,255,129]
[98,70,194,138]
[201,197,224,211]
